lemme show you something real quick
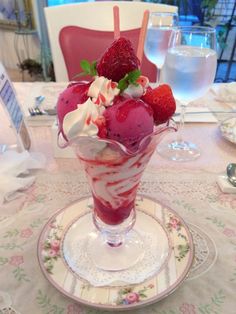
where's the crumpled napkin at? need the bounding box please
[211,82,236,104]
[0,150,45,206]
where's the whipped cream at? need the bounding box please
[63,98,104,140]
[88,76,119,106]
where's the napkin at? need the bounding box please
[0,150,45,206]
[211,82,236,104]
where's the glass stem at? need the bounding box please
[177,104,187,143]
[156,67,161,85]
[105,232,124,247]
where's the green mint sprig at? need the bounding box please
[118,69,141,92]
[73,60,97,79]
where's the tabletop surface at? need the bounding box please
[0,82,236,314]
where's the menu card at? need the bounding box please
[0,63,31,150]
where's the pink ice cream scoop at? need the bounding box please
[57,81,91,140]
[103,97,154,151]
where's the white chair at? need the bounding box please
[44,1,178,82]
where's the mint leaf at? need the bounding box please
[118,69,141,92]
[90,61,97,76]
[72,59,97,79]
[80,59,91,73]
[128,69,141,84]
[118,74,129,91]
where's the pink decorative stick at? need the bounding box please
[113,6,120,39]
[137,10,149,63]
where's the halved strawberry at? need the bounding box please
[142,84,176,124]
[97,37,140,82]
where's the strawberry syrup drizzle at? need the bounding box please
[93,191,136,225]
[85,114,92,125]
[76,138,156,225]
[78,152,145,225]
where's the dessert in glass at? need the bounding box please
[57,21,176,271]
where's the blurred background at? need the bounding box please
[0,0,235,82]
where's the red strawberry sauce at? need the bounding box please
[93,194,136,225]
[78,149,151,225]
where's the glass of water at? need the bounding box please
[144,11,178,84]
[158,26,217,161]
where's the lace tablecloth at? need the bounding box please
[0,83,236,314]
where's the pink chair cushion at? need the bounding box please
[59,26,157,82]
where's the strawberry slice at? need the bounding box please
[97,37,140,82]
[142,84,176,124]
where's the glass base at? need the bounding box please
[89,208,144,271]
[87,230,144,271]
[157,140,200,162]
[62,209,170,281]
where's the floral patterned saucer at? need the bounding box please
[37,195,194,311]
[220,117,236,144]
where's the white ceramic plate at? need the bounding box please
[37,195,194,311]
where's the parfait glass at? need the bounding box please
[158,26,217,161]
[144,11,179,84]
[68,121,176,271]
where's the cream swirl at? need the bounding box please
[63,98,105,140]
[82,144,154,210]
[88,76,120,106]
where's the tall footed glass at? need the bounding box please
[68,121,176,271]
[159,26,217,161]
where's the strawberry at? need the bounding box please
[141,84,176,124]
[97,37,140,82]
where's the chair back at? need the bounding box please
[44,1,178,82]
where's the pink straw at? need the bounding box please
[113,6,120,39]
[137,10,149,63]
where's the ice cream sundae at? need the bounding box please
[56,5,178,271]
[57,36,176,222]
[57,36,176,227]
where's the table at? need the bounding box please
[0,82,236,314]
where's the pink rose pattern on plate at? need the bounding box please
[41,223,62,274]
[166,214,190,262]
[116,284,154,305]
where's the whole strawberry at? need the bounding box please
[97,37,140,82]
[142,84,176,124]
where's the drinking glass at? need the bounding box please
[144,11,179,84]
[158,26,217,161]
[67,122,176,271]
